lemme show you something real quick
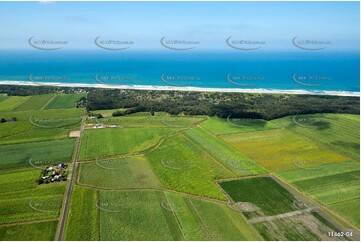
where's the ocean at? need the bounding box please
[0,50,359,94]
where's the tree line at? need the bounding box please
[0,85,359,120]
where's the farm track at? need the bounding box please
[0,218,59,227]
[41,94,57,110]
[56,110,86,241]
[76,182,227,205]
[11,96,32,111]
[248,208,313,224]
[326,197,360,206]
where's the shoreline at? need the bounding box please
[0,80,359,97]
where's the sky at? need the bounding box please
[0,1,359,51]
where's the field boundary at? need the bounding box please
[0,218,59,227]
[41,94,57,110]
[76,182,227,205]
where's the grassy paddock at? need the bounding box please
[146,134,232,200]
[79,128,176,160]
[0,96,30,111]
[14,94,55,111]
[0,221,58,241]
[45,93,86,109]
[0,139,75,169]
[200,117,279,135]
[78,156,163,189]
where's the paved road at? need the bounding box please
[57,112,86,241]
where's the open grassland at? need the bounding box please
[0,139,75,169]
[78,156,163,189]
[64,187,260,240]
[184,127,267,176]
[220,177,298,218]
[0,221,58,241]
[146,134,232,200]
[220,128,348,172]
[272,114,360,161]
[79,128,176,160]
[0,96,30,112]
[14,94,55,111]
[0,108,83,145]
[0,169,66,225]
[45,93,86,109]
[200,117,279,135]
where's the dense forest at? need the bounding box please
[0,85,359,120]
[0,85,85,96]
[87,89,359,120]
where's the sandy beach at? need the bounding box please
[0,80,359,97]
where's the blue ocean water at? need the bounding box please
[0,50,359,92]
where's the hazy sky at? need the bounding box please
[0,1,359,51]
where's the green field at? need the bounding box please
[79,127,177,160]
[0,95,9,103]
[220,177,298,218]
[220,128,348,172]
[64,187,261,240]
[184,127,267,176]
[146,134,232,200]
[0,90,359,241]
[0,108,83,145]
[220,177,349,240]
[200,116,279,135]
[0,221,58,241]
[78,156,163,189]
[0,96,30,111]
[278,162,360,227]
[14,94,55,111]
[0,169,66,225]
[64,186,99,241]
[0,139,75,169]
[272,113,360,161]
[0,93,86,241]
[329,198,360,227]
[45,93,86,109]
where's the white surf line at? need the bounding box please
[248,208,313,224]
[0,80,359,97]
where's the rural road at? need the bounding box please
[57,111,86,241]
